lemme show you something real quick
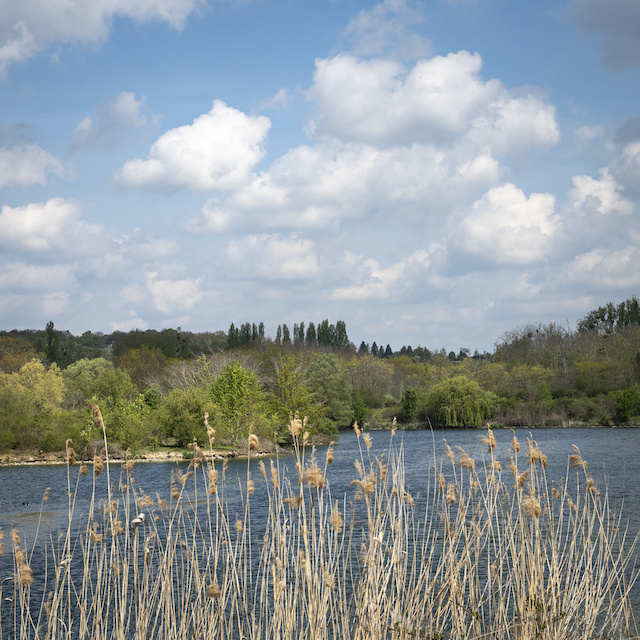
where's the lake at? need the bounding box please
[1,426,639,635]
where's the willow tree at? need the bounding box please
[427,375,490,427]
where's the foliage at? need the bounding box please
[400,388,419,422]
[0,336,43,373]
[306,354,353,425]
[264,350,323,435]
[63,358,137,409]
[346,354,395,407]
[0,359,65,448]
[613,384,640,423]
[426,375,490,427]
[209,361,270,448]
[161,386,219,447]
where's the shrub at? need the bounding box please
[426,375,490,426]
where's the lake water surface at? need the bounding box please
[1,426,639,616]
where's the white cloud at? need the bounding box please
[0,261,75,291]
[0,141,66,188]
[224,234,320,280]
[458,183,559,265]
[145,270,204,314]
[187,141,503,234]
[0,198,98,253]
[71,91,149,151]
[568,168,633,216]
[0,0,205,78]
[565,246,640,288]
[468,93,560,155]
[308,51,502,145]
[115,100,270,192]
[331,249,430,301]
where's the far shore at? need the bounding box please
[1,421,637,467]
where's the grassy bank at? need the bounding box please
[1,408,638,639]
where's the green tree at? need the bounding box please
[613,385,640,423]
[265,350,323,437]
[63,358,137,409]
[426,375,490,427]
[161,387,218,447]
[306,354,353,425]
[0,359,65,449]
[45,320,60,365]
[305,322,317,348]
[401,388,419,423]
[210,361,269,448]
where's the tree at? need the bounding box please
[210,361,269,448]
[113,346,168,391]
[335,320,350,349]
[306,354,353,425]
[161,387,218,448]
[0,359,65,449]
[0,336,43,373]
[305,322,317,348]
[282,324,291,345]
[45,321,60,365]
[62,358,137,409]
[265,351,323,435]
[346,354,394,408]
[401,388,419,423]
[426,375,490,427]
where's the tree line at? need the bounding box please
[0,297,639,455]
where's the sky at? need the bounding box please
[1,0,639,354]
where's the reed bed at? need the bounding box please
[1,407,638,639]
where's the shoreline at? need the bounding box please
[1,422,637,466]
[0,448,277,467]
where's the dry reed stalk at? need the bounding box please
[2,418,638,640]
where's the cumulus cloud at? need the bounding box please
[308,51,501,145]
[187,141,502,234]
[331,249,430,301]
[567,0,640,70]
[71,91,149,151]
[0,0,204,78]
[0,124,67,187]
[457,183,559,266]
[565,246,640,289]
[0,198,105,254]
[115,100,270,192]
[224,234,320,280]
[307,50,558,152]
[568,168,633,217]
[145,270,204,314]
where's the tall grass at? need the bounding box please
[2,407,638,639]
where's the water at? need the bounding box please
[1,427,639,633]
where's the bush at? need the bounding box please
[426,375,490,427]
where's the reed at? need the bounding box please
[1,410,638,639]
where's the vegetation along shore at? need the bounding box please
[0,295,639,459]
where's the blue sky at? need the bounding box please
[1,0,639,353]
